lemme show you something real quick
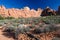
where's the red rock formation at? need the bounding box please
[57,6,60,15]
[0,6,43,18]
[41,7,56,16]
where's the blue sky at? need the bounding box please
[0,0,60,10]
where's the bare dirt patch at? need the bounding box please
[0,29,14,40]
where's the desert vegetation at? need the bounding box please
[0,15,60,40]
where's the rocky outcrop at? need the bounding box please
[57,6,60,15]
[0,6,43,18]
[0,5,59,18]
[41,7,56,16]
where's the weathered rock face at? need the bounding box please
[41,7,56,16]
[0,6,43,18]
[57,6,60,15]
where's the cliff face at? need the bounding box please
[57,6,60,15]
[0,6,43,18]
[41,7,56,16]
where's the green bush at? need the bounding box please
[15,24,30,34]
[0,15,4,20]
[5,17,14,19]
[43,24,60,33]
[33,28,42,34]
[15,24,31,38]
[3,25,16,32]
[41,16,60,24]
[52,37,60,40]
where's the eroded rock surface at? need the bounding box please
[0,6,42,18]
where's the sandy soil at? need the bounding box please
[0,29,14,40]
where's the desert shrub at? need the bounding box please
[0,15,4,20]
[12,23,19,26]
[0,21,5,26]
[31,24,35,28]
[0,23,4,26]
[33,24,60,34]
[25,19,30,24]
[39,23,45,27]
[3,25,16,32]
[16,18,26,24]
[15,24,31,38]
[52,37,60,40]
[11,19,19,23]
[5,17,14,19]
[33,28,42,34]
[48,24,60,32]
[33,19,39,25]
[43,24,60,33]
[2,25,17,39]
[15,24,30,34]
[41,16,60,24]
[43,27,51,33]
